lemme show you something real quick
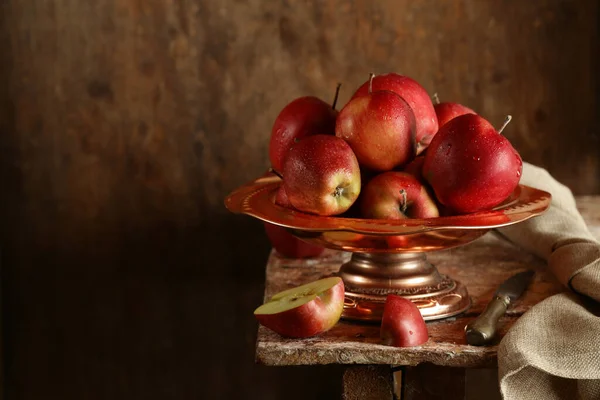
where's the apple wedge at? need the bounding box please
[254,277,345,338]
[381,294,429,347]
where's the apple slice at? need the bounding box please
[381,294,429,347]
[254,277,345,338]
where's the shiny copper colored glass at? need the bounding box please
[225,172,551,322]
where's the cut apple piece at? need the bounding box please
[381,294,429,347]
[254,277,345,338]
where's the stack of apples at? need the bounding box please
[264,72,523,257]
[256,73,524,345]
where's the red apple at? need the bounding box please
[265,185,325,258]
[269,85,341,173]
[336,75,416,171]
[381,294,429,347]
[263,222,325,259]
[367,168,439,249]
[283,135,361,216]
[360,172,439,219]
[402,155,425,181]
[434,101,476,129]
[254,277,345,338]
[422,114,523,214]
[274,185,295,209]
[351,73,438,154]
[339,168,379,218]
[401,155,447,211]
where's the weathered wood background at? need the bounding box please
[0,0,598,399]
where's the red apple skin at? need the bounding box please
[283,135,361,216]
[266,185,325,258]
[402,155,425,181]
[434,102,476,129]
[263,222,325,259]
[401,156,449,211]
[381,294,429,347]
[351,73,438,154]
[422,114,523,214]
[378,167,438,249]
[336,90,416,171]
[254,278,345,338]
[269,96,338,173]
[339,168,379,218]
[360,172,439,219]
[274,185,295,209]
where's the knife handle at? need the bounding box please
[465,295,510,346]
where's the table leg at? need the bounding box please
[342,364,501,399]
[402,364,501,400]
[342,365,395,400]
[402,363,465,399]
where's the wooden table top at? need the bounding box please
[255,196,600,368]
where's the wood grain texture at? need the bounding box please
[342,365,394,400]
[0,0,598,399]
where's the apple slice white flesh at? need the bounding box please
[254,277,345,338]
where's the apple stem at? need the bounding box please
[399,189,408,214]
[433,92,440,104]
[498,115,513,134]
[368,72,375,94]
[269,168,284,180]
[332,82,342,110]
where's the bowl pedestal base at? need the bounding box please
[338,252,471,322]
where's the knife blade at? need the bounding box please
[465,270,534,346]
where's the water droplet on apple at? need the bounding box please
[516,170,521,177]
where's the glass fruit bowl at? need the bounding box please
[225,171,551,322]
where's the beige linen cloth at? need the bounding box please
[494,162,600,399]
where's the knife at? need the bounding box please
[465,270,534,346]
